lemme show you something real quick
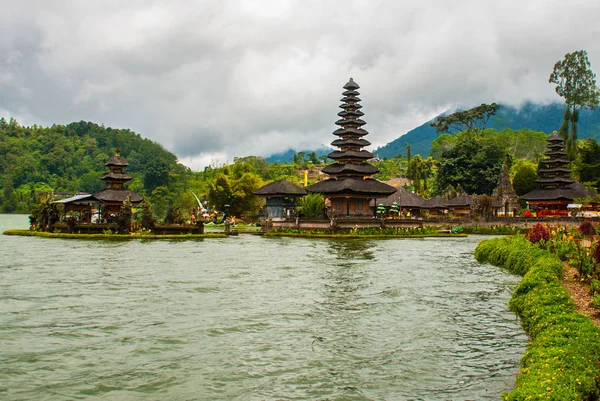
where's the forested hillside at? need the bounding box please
[375,102,600,158]
[0,118,188,213]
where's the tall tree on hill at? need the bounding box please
[430,103,500,138]
[549,50,600,158]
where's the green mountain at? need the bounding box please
[0,118,187,213]
[374,102,600,158]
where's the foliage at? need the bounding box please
[550,50,599,114]
[578,221,596,236]
[435,138,509,195]
[525,223,549,244]
[371,156,407,180]
[207,168,264,216]
[593,242,600,266]
[2,229,226,239]
[549,50,600,156]
[140,198,155,230]
[475,236,600,401]
[298,193,325,219]
[430,103,500,136]
[576,138,600,187]
[461,225,527,235]
[406,154,434,196]
[0,118,182,213]
[376,204,387,217]
[511,160,538,196]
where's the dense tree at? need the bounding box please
[549,50,600,156]
[577,138,600,188]
[298,193,325,218]
[435,138,508,195]
[511,161,538,196]
[430,103,500,137]
[143,158,171,193]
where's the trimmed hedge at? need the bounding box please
[2,229,227,240]
[263,232,468,239]
[475,236,600,400]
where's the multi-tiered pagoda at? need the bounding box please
[93,150,143,215]
[522,131,593,214]
[306,78,396,217]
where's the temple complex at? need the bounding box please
[522,131,593,215]
[306,78,396,216]
[52,150,143,222]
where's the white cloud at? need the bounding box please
[2,0,600,168]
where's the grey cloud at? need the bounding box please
[2,0,600,168]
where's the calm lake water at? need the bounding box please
[0,214,526,400]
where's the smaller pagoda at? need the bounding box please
[522,131,593,215]
[306,78,396,217]
[93,150,143,217]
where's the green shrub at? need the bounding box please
[476,235,600,400]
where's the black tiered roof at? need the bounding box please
[534,132,574,188]
[100,151,133,185]
[522,131,593,201]
[94,151,142,204]
[306,78,395,197]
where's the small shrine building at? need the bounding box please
[254,180,307,220]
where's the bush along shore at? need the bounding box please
[263,226,467,238]
[2,229,228,240]
[475,235,600,400]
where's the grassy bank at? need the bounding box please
[263,231,467,239]
[475,236,600,400]
[3,229,228,240]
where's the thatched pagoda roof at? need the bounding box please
[105,154,129,167]
[521,182,595,201]
[421,196,447,209]
[446,194,474,207]
[369,186,424,208]
[100,172,133,181]
[254,180,307,197]
[321,163,379,175]
[93,189,143,203]
[330,138,371,147]
[306,178,397,196]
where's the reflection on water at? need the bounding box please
[327,239,376,261]
[0,215,526,400]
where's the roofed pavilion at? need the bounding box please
[254,180,307,220]
[306,78,396,217]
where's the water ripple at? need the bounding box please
[0,216,526,400]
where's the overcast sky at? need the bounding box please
[2,0,600,170]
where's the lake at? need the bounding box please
[0,214,526,400]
